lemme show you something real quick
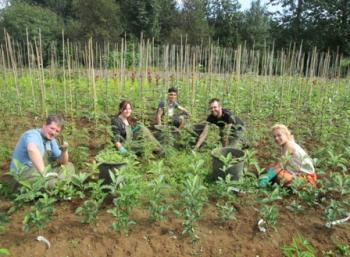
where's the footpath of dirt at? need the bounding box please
[1,196,349,257]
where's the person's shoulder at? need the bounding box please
[222,108,232,115]
[111,116,122,124]
[286,141,298,153]
[23,128,41,138]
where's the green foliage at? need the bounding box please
[76,199,103,224]
[0,248,10,256]
[107,171,141,233]
[69,0,122,42]
[22,194,56,232]
[147,175,169,222]
[241,0,271,49]
[0,2,63,47]
[282,234,316,257]
[180,172,207,241]
[214,174,237,220]
[336,244,350,256]
[95,146,126,164]
[259,205,278,231]
[324,200,348,228]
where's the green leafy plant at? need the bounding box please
[336,244,350,256]
[22,193,56,232]
[0,248,10,256]
[214,174,237,221]
[147,175,169,222]
[259,205,279,231]
[96,146,126,163]
[76,199,103,224]
[180,173,207,241]
[324,200,347,228]
[107,172,141,233]
[328,172,350,196]
[282,234,316,257]
[70,172,90,198]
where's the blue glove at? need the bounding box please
[132,124,141,133]
[118,146,127,154]
[258,168,277,187]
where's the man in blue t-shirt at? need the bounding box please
[194,98,245,150]
[10,115,74,185]
[154,87,189,128]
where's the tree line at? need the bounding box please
[0,0,349,57]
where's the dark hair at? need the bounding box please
[117,100,136,125]
[208,98,220,105]
[118,100,132,115]
[46,115,65,129]
[168,87,178,94]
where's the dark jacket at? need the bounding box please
[111,116,127,144]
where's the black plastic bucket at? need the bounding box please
[211,147,244,181]
[98,162,126,185]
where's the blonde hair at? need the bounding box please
[271,123,295,141]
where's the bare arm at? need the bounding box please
[57,142,69,165]
[27,143,45,173]
[155,108,163,125]
[178,105,189,115]
[194,124,209,150]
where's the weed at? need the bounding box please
[180,173,207,242]
[147,175,169,222]
[282,234,316,257]
[214,175,237,221]
[259,205,279,231]
[22,194,56,232]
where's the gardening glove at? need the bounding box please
[59,141,69,152]
[132,124,141,133]
[258,167,277,187]
[118,146,128,155]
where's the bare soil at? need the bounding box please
[1,117,349,257]
[1,194,349,257]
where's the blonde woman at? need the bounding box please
[259,124,317,187]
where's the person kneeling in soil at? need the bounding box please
[154,87,189,129]
[112,100,160,154]
[194,98,244,150]
[259,124,317,187]
[10,115,75,188]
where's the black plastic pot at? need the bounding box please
[98,162,126,185]
[211,147,244,181]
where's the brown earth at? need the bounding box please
[1,117,349,257]
[1,195,349,257]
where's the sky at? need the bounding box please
[239,0,281,12]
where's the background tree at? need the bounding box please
[118,0,160,40]
[67,0,122,42]
[0,1,63,45]
[241,0,271,50]
[206,0,241,47]
[180,0,211,45]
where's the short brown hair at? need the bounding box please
[46,115,65,129]
[208,98,220,105]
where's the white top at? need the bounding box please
[281,141,315,175]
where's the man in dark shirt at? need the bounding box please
[194,98,244,150]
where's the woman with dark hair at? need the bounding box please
[111,100,160,154]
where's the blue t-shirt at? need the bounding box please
[10,129,62,174]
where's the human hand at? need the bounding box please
[118,146,128,154]
[132,124,141,133]
[60,141,69,152]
